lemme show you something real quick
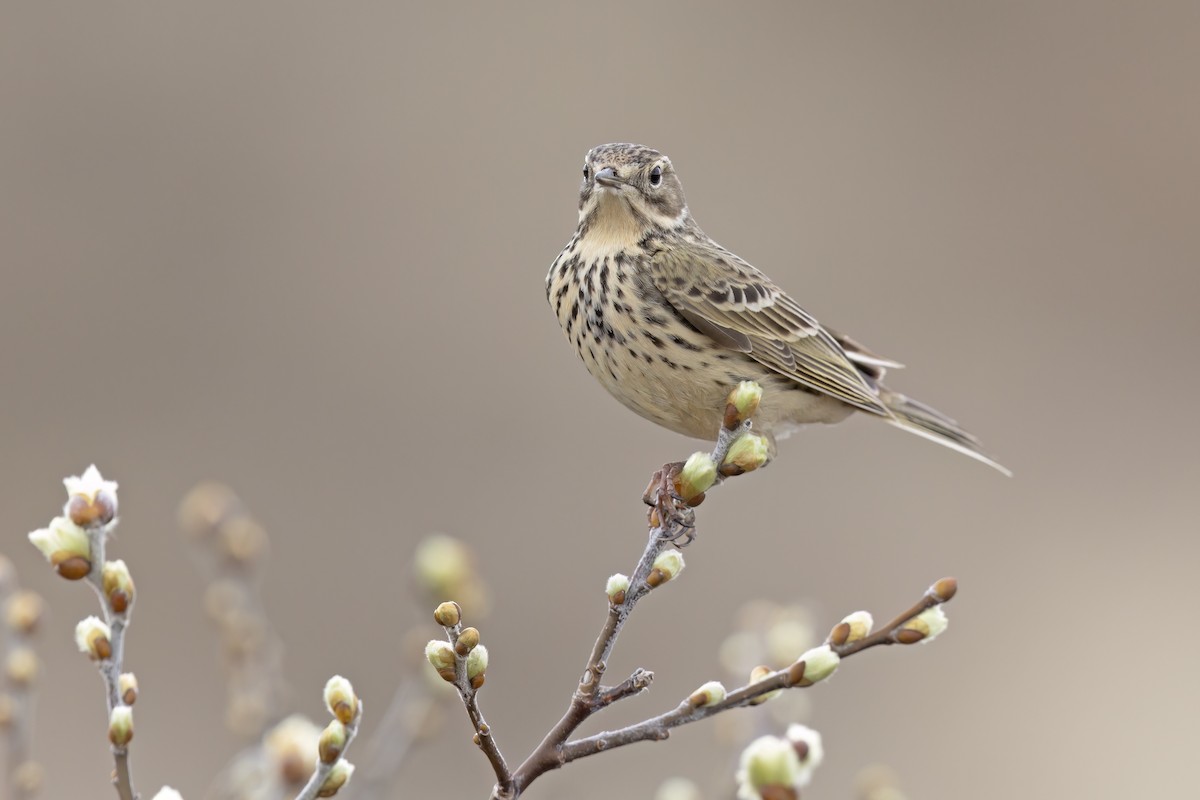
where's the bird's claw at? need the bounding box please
[643,462,698,543]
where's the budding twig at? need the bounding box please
[0,560,43,800]
[432,611,513,797]
[82,525,137,800]
[292,677,362,800]
[556,580,957,764]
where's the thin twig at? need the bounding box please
[441,623,512,797]
[83,524,137,800]
[507,419,753,796]
[558,586,949,762]
[292,704,362,800]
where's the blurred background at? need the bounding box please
[2,2,1197,798]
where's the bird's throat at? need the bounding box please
[580,193,647,256]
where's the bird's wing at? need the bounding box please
[650,237,890,415]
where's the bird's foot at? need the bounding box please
[642,462,698,544]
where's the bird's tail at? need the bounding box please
[879,389,1011,476]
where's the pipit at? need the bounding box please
[546,143,1008,476]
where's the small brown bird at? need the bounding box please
[546,143,1008,475]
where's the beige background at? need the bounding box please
[3,2,1198,798]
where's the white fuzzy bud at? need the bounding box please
[736,735,801,800]
[795,644,840,685]
[688,680,727,707]
[785,723,825,786]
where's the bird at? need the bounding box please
[546,143,1008,476]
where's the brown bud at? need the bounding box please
[434,601,462,627]
[455,627,480,656]
[930,577,958,603]
[646,569,666,588]
[110,591,130,614]
[119,673,139,706]
[67,492,117,528]
[471,674,485,690]
[609,589,626,605]
[723,402,740,430]
[5,591,44,634]
[54,556,91,581]
[319,721,346,764]
[895,628,926,644]
[828,622,851,646]
[759,786,800,800]
[784,660,806,686]
[792,739,810,761]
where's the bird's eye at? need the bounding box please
[583,165,590,180]
[649,165,663,186]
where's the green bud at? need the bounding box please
[678,452,717,501]
[723,433,770,473]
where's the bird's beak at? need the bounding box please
[594,167,624,189]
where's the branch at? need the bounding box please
[0,560,44,799]
[293,677,363,800]
[507,395,761,796]
[559,579,957,763]
[82,524,137,800]
[26,467,139,800]
[425,604,513,796]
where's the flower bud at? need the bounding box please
[736,735,801,800]
[5,591,44,635]
[120,673,139,706]
[74,616,112,661]
[14,762,43,796]
[898,606,948,644]
[318,720,347,764]
[64,465,118,527]
[678,452,717,502]
[829,611,873,646]
[688,680,727,708]
[318,759,355,797]
[655,777,702,800]
[929,577,958,603]
[5,649,38,687]
[784,724,824,786]
[102,560,136,614]
[455,627,480,656]
[747,665,782,705]
[323,675,357,724]
[467,644,488,688]
[723,433,770,474]
[414,535,472,595]
[264,715,321,785]
[725,381,763,428]
[793,645,839,686]
[433,601,462,627]
[606,573,630,605]
[27,517,91,579]
[219,516,269,564]
[425,641,456,682]
[151,789,184,800]
[108,706,133,747]
[647,550,685,588]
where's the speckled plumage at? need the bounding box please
[547,143,1007,474]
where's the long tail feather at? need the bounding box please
[879,389,1011,476]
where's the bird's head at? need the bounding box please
[577,143,690,236]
